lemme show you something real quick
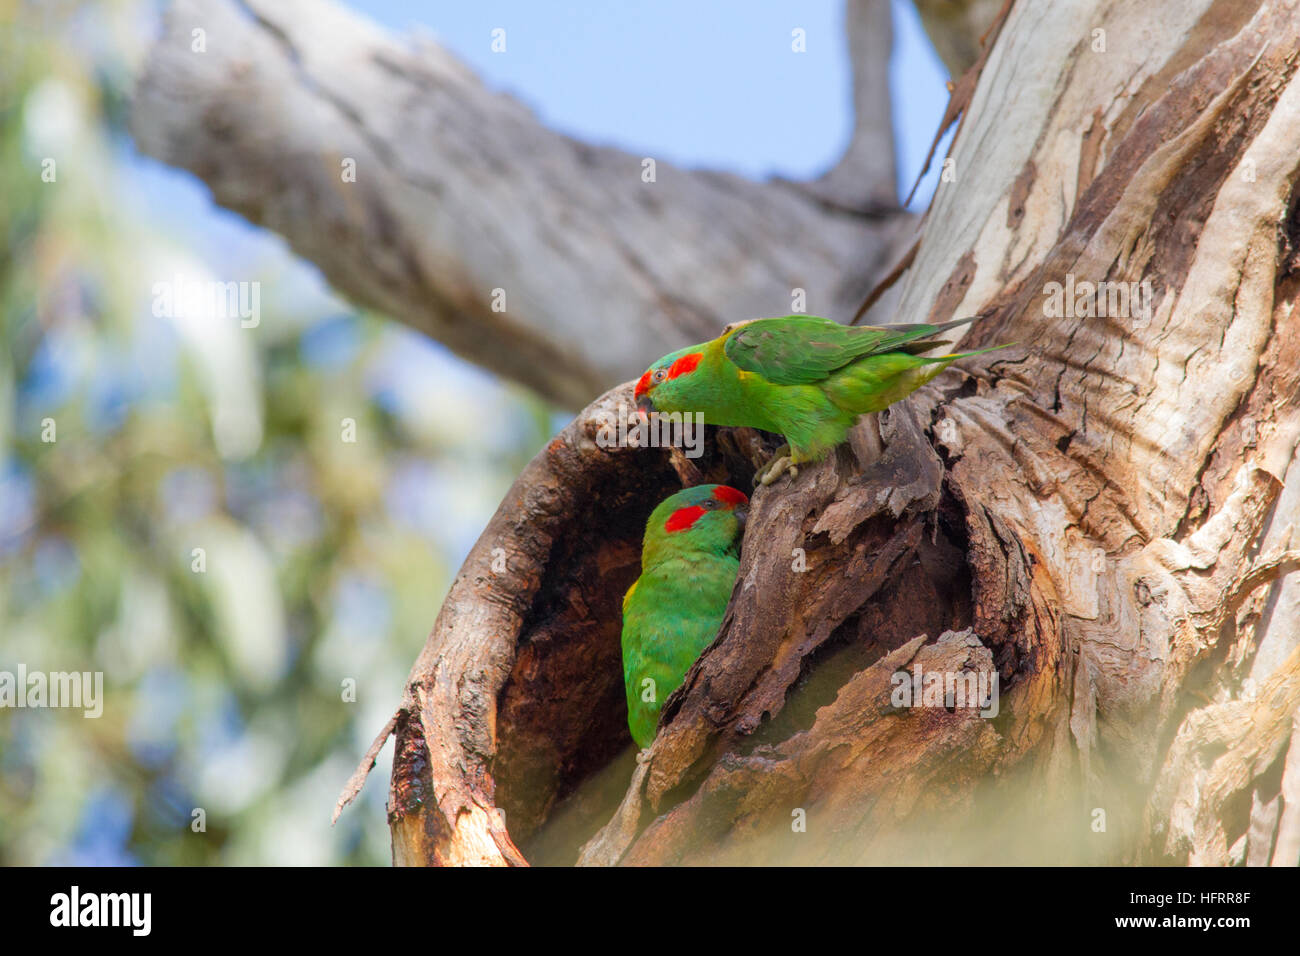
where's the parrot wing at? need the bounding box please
[723,315,978,386]
[622,578,640,616]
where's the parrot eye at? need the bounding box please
[700,498,720,510]
[651,368,667,384]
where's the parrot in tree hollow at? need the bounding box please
[633,314,1006,484]
[621,483,748,749]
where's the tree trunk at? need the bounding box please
[135,0,1300,865]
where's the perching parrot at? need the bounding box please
[621,483,748,749]
[634,314,1003,484]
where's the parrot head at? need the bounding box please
[641,483,748,563]
[634,346,706,418]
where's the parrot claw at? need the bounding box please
[636,747,653,765]
[754,447,798,486]
[758,457,797,485]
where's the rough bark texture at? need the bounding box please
[136,0,1300,866]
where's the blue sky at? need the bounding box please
[126,1,952,289]
[351,0,951,202]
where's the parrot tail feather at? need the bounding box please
[924,342,1016,364]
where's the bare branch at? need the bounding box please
[129,0,908,407]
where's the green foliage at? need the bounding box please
[0,1,554,865]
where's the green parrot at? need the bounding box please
[634,314,1003,483]
[621,483,748,749]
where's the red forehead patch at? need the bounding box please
[713,485,748,506]
[667,352,702,379]
[664,505,706,533]
[634,370,651,398]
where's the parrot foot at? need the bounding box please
[635,747,653,765]
[754,446,799,486]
